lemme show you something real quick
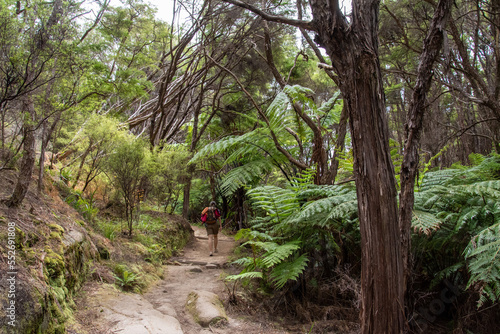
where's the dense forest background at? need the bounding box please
[1,0,500,332]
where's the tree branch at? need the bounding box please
[221,0,315,31]
[205,53,309,170]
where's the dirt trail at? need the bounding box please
[71,225,289,334]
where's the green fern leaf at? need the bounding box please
[430,262,464,288]
[465,223,500,307]
[225,271,264,282]
[419,169,460,190]
[248,186,299,223]
[231,257,255,267]
[190,129,263,163]
[317,91,341,116]
[266,91,292,130]
[261,241,301,268]
[220,159,274,197]
[234,228,274,242]
[412,210,443,235]
[270,253,309,289]
[327,200,359,221]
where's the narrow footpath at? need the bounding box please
[70,225,289,334]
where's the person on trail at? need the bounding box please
[201,201,222,256]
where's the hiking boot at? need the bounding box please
[214,249,218,253]
[209,252,213,256]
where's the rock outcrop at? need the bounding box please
[185,290,228,327]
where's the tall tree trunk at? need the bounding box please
[182,164,196,220]
[38,120,48,193]
[398,0,452,297]
[7,98,36,207]
[182,181,191,220]
[7,0,63,206]
[311,0,405,331]
[223,0,404,330]
[327,104,348,184]
[345,54,404,333]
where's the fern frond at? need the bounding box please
[225,271,264,282]
[231,257,255,267]
[419,169,460,190]
[460,180,500,198]
[290,167,317,190]
[317,91,341,116]
[190,129,262,163]
[465,223,500,307]
[430,262,464,288]
[412,210,443,235]
[297,191,357,223]
[454,207,482,232]
[245,241,280,253]
[234,228,274,242]
[283,85,315,108]
[220,159,274,197]
[247,186,299,223]
[261,241,302,268]
[270,254,309,289]
[298,184,355,200]
[266,91,292,130]
[414,186,448,209]
[326,199,359,221]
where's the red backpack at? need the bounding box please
[201,207,217,224]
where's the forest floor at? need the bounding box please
[69,225,297,334]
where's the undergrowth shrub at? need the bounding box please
[97,221,119,241]
[113,264,141,292]
[64,191,98,221]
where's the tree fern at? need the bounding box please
[190,129,264,163]
[412,155,500,306]
[261,241,302,268]
[465,222,500,307]
[225,271,264,282]
[220,159,274,197]
[270,254,309,289]
[247,186,299,224]
[412,210,443,235]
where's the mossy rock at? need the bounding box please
[48,223,65,235]
[50,231,62,241]
[44,250,65,279]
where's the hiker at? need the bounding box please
[201,201,222,256]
